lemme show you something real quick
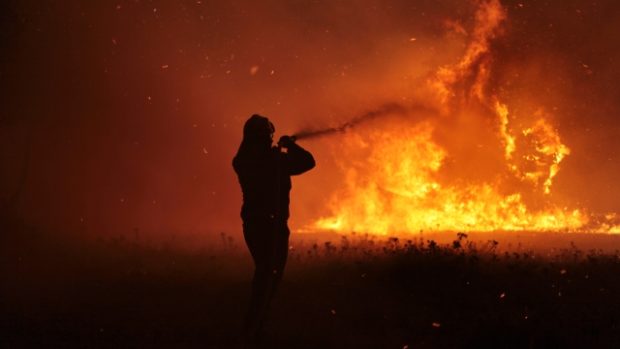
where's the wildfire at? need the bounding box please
[314,120,585,235]
[311,0,617,235]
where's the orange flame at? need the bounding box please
[314,120,585,235]
[431,0,506,107]
[311,0,616,235]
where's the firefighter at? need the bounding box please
[233,114,315,343]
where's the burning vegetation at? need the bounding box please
[309,0,618,235]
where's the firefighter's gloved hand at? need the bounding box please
[278,135,295,148]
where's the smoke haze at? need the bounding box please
[1,0,619,241]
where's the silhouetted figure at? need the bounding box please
[233,114,315,345]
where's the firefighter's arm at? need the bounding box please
[279,136,315,175]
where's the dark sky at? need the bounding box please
[1,0,619,240]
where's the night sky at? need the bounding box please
[2,0,619,241]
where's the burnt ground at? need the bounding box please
[3,226,620,349]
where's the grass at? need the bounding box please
[2,224,620,348]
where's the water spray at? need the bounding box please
[291,103,410,141]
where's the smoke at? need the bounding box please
[304,0,620,234]
[2,0,620,240]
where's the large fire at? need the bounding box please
[311,0,617,235]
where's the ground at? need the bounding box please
[3,227,620,348]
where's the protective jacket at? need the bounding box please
[233,143,315,222]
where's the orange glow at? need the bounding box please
[314,120,586,235]
[311,0,614,235]
[5,0,619,240]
